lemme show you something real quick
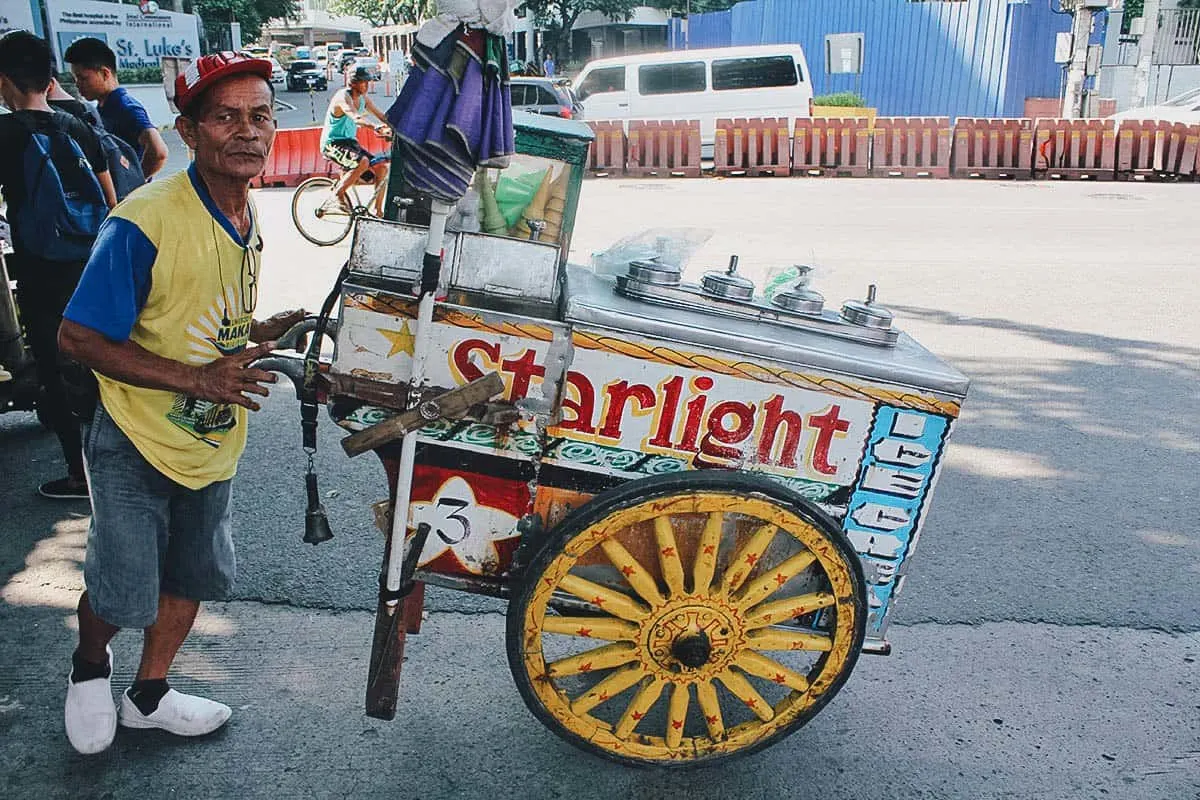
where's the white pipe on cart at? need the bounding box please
[385,200,454,597]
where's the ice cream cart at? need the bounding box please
[274,113,969,767]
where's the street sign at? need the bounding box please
[43,0,200,71]
[1055,31,1073,63]
[0,0,40,36]
[825,33,864,75]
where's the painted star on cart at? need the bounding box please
[378,322,416,357]
[409,477,519,575]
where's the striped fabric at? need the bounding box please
[386,26,514,203]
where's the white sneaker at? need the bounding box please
[119,688,231,736]
[64,645,116,755]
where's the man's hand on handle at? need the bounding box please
[252,308,307,343]
[190,342,279,412]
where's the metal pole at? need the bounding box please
[1131,0,1162,110]
[384,199,453,596]
[1062,4,1095,118]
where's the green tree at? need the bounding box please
[327,0,433,26]
[188,0,301,45]
[646,0,741,12]
[329,0,393,26]
[521,0,643,61]
[1120,0,1200,34]
[521,0,742,63]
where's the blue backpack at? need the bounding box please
[94,125,145,202]
[11,113,108,262]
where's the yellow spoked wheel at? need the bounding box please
[506,471,866,766]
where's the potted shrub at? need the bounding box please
[810,92,876,127]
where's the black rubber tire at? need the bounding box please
[505,469,867,768]
[291,176,355,246]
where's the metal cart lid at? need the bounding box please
[512,110,595,142]
[564,265,970,401]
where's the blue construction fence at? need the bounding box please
[667,0,1107,119]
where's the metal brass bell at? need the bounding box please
[303,471,334,545]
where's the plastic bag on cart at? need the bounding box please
[590,227,713,277]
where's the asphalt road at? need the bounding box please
[1,177,1197,798]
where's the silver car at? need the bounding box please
[509,77,584,120]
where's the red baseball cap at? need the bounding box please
[175,52,272,113]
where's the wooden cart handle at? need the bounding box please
[341,372,505,458]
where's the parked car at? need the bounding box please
[574,45,814,158]
[1110,87,1200,125]
[510,77,584,119]
[268,57,285,84]
[286,59,328,92]
[352,55,380,81]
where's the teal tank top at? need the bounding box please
[321,91,365,148]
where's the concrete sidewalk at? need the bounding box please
[0,593,1195,799]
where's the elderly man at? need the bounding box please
[58,53,304,755]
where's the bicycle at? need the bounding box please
[291,129,398,246]
[291,171,387,246]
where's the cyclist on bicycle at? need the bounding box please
[319,66,391,217]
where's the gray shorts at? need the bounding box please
[82,404,236,628]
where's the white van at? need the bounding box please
[574,45,814,158]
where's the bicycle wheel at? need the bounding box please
[291,177,357,246]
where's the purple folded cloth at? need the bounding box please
[387,27,514,203]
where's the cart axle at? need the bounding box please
[672,632,713,669]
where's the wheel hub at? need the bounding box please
[671,631,712,668]
[641,596,746,680]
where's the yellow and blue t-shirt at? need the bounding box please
[64,164,261,490]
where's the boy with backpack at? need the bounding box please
[49,76,146,202]
[0,31,117,498]
[64,37,169,180]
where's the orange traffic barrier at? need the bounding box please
[870,117,952,178]
[1115,120,1200,180]
[952,118,1033,179]
[356,126,392,155]
[714,118,790,176]
[792,117,870,177]
[1032,119,1116,180]
[586,121,627,177]
[257,127,330,187]
[627,120,701,178]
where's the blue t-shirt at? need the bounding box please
[99,87,153,158]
